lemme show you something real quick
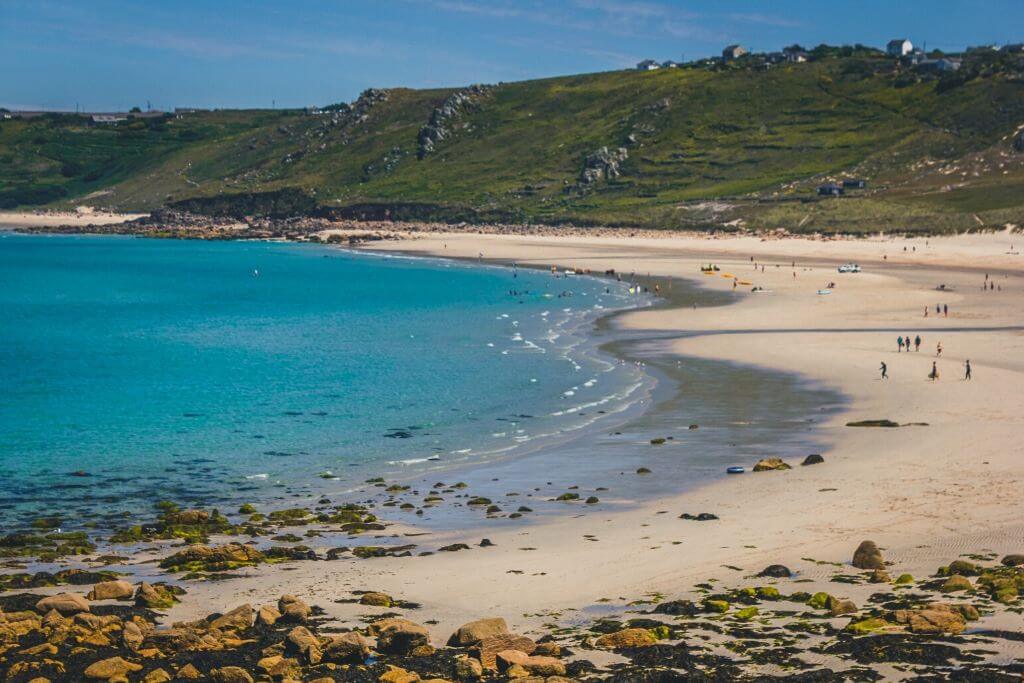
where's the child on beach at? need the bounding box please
[929,362,939,381]
[937,342,943,357]
[965,360,972,380]
[880,362,888,379]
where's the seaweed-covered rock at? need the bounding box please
[135,582,180,609]
[753,458,791,471]
[939,574,973,593]
[801,453,825,466]
[158,542,264,573]
[359,591,393,607]
[595,628,658,649]
[653,599,698,616]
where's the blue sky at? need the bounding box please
[3,0,1022,111]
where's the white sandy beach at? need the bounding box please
[152,229,1024,648]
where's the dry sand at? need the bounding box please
[0,209,145,228]
[151,229,1023,643]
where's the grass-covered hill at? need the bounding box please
[4,48,1024,234]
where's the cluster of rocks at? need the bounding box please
[417,85,491,159]
[577,147,629,186]
[4,539,1024,680]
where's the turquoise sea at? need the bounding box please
[0,234,647,528]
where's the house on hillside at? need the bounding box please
[900,48,927,66]
[91,114,128,124]
[784,48,809,63]
[842,179,867,189]
[918,57,962,73]
[818,183,844,196]
[636,59,660,71]
[722,44,747,61]
[887,38,913,57]
[661,60,681,68]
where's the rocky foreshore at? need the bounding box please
[2,535,1023,681]
[13,209,811,246]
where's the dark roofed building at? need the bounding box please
[818,183,844,196]
[722,44,747,61]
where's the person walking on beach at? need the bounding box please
[880,361,888,379]
[937,341,943,357]
[964,359,972,380]
[929,362,939,381]
[914,335,921,352]
[943,304,948,317]
[924,306,928,318]
[897,336,904,352]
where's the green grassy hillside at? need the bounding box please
[4,51,1024,233]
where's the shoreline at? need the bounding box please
[2,225,1023,679]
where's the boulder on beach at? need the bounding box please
[939,575,973,593]
[209,667,254,683]
[1001,554,1024,567]
[135,582,179,609]
[852,540,885,569]
[475,633,536,669]
[87,580,134,601]
[210,603,254,631]
[757,564,792,578]
[359,591,393,607]
[495,649,566,677]
[35,592,89,615]
[84,656,142,680]
[372,617,430,655]
[753,458,791,471]
[892,604,966,634]
[801,454,824,466]
[277,594,311,623]
[323,631,369,663]
[448,617,508,646]
[595,628,657,649]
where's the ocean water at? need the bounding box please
[0,234,646,527]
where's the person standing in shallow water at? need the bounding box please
[880,361,888,379]
[965,360,972,380]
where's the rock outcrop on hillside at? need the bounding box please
[417,84,491,158]
[580,146,629,184]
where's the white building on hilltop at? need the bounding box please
[887,38,913,57]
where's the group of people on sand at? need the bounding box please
[924,303,949,318]
[897,334,922,352]
[880,350,971,381]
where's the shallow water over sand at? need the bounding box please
[0,234,645,528]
